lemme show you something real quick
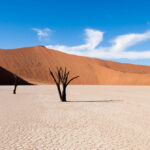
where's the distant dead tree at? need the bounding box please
[13,74,19,94]
[49,67,79,102]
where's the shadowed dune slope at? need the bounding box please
[0,46,150,85]
[0,67,31,85]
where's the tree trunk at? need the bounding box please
[61,86,66,102]
[13,84,17,94]
[56,84,62,100]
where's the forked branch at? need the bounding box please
[67,76,80,86]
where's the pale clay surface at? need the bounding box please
[0,85,150,150]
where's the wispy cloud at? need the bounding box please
[46,28,150,59]
[46,29,103,54]
[32,28,51,42]
[110,31,150,52]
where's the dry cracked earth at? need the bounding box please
[0,85,150,150]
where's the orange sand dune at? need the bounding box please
[0,45,150,85]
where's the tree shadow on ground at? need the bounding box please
[67,100,122,103]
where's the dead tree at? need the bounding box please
[13,75,18,94]
[49,67,79,102]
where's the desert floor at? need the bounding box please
[0,85,150,150]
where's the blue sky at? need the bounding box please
[1,0,150,65]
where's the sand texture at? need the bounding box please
[1,46,150,85]
[0,85,150,150]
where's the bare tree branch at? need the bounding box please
[65,72,70,84]
[67,76,80,86]
[49,68,58,84]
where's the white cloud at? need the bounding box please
[85,29,103,50]
[46,29,103,53]
[32,28,51,41]
[46,28,150,59]
[110,31,150,52]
